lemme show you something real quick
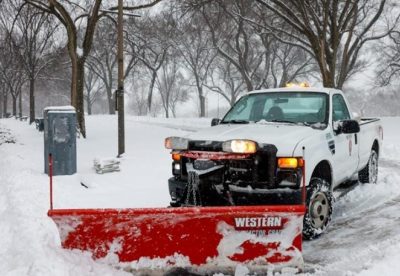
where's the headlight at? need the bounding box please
[222,140,257,153]
[165,137,189,150]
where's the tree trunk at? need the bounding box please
[244,74,254,92]
[3,91,7,117]
[106,70,115,114]
[321,72,335,88]
[69,52,87,137]
[18,90,22,118]
[336,66,346,90]
[147,71,157,114]
[317,51,335,88]
[279,70,288,88]
[195,76,206,117]
[0,90,3,118]
[71,56,78,108]
[29,77,35,124]
[86,94,92,115]
[165,98,169,118]
[199,94,206,117]
[12,95,17,116]
[106,85,115,115]
[76,58,86,137]
[230,96,236,107]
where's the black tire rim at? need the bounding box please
[309,192,329,229]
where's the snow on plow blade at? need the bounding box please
[48,205,305,272]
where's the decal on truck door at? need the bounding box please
[326,133,335,155]
[328,140,336,154]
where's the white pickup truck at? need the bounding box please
[165,87,383,239]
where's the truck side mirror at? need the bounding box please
[341,119,360,134]
[211,118,221,126]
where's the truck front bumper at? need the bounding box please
[168,177,303,206]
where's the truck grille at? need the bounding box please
[188,140,222,152]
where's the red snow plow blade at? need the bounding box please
[49,205,305,272]
[47,154,306,273]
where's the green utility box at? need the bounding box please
[44,106,77,175]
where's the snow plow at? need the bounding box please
[48,152,306,274]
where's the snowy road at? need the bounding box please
[304,158,400,275]
[1,116,399,275]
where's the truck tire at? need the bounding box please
[303,178,333,240]
[358,149,378,184]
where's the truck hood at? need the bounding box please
[187,123,319,156]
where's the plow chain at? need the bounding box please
[185,171,202,206]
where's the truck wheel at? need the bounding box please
[358,149,378,184]
[303,178,333,240]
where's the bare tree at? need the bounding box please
[0,77,9,117]
[87,18,137,115]
[376,31,400,85]
[174,6,216,117]
[157,53,189,118]
[127,67,163,116]
[128,82,148,116]
[0,28,4,117]
[132,11,170,114]
[179,0,314,114]
[24,0,162,137]
[196,0,263,92]
[86,27,117,114]
[270,40,316,87]
[204,58,245,106]
[83,65,104,115]
[0,41,26,116]
[186,0,314,96]
[254,0,398,88]
[7,2,58,123]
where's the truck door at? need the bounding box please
[332,94,359,184]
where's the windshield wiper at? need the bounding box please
[305,122,327,129]
[265,120,320,127]
[270,120,323,128]
[221,119,250,124]
[269,119,297,124]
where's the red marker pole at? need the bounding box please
[49,154,53,210]
[302,160,306,205]
[302,147,306,206]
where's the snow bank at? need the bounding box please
[0,119,128,276]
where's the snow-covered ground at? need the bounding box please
[0,116,399,275]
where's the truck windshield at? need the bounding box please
[222,92,328,125]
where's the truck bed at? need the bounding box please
[357,117,382,172]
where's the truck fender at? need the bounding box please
[309,160,333,191]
